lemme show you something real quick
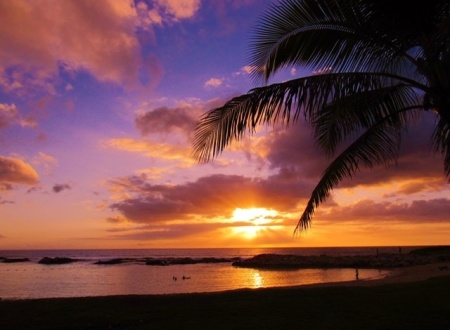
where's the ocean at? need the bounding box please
[0,247,415,300]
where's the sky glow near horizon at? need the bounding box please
[1,0,450,249]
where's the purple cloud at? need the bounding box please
[135,106,197,137]
[52,183,71,193]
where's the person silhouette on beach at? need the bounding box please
[355,268,359,280]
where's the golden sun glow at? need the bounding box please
[232,226,261,239]
[232,208,277,223]
[231,208,278,238]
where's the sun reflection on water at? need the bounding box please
[251,272,263,288]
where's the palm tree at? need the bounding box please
[193,0,450,233]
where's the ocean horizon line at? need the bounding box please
[0,244,440,251]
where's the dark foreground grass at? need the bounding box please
[1,276,450,330]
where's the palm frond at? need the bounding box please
[312,84,421,156]
[193,73,393,162]
[431,116,450,177]
[294,108,415,233]
[249,0,424,82]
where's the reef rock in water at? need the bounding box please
[38,257,78,265]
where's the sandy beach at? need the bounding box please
[319,261,450,288]
[360,262,450,285]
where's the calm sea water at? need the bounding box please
[0,247,415,300]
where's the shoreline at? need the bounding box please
[356,261,450,285]
[296,261,450,289]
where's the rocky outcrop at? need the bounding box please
[146,259,171,266]
[1,257,30,263]
[38,257,78,265]
[409,246,450,257]
[232,250,450,270]
[145,257,240,266]
[94,258,127,265]
[92,257,238,266]
[94,258,147,265]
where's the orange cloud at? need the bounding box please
[0,156,39,187]
[0,0,145,90]
[204,78,223,88]
[233,65,256,76]
[105,103,208,167]
[137,167,173,180]
[391,178,447,196]
[105,138,193,164]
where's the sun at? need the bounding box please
[232,208,277,224]
[231,208,278,238]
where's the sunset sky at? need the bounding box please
[1,0,450,250]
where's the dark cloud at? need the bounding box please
[0,198,14,205]
[264,112,445,190]
[27,186,41,193]
[52,183,71,193]
[320,198,450,224]
[264,121,330,179]
[135,106,198,137]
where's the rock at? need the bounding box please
[145,257,235,266]
[94,258,144,265]
[94,258,124,265]
[2,258,30,263]
[145,259,170,266]
[232,253,444,270]
[409,246,450,256]
[38,257,77,265]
